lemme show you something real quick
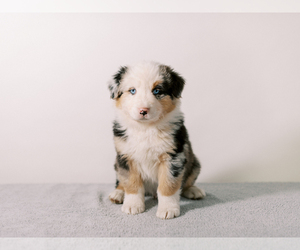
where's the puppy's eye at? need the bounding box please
[153,89,160,95]
[130,89,136,95]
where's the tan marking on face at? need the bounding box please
[115,90,131,108]
[115,95,122,108]
[159,96,176,114]
[152,80,163,89]
[157,154,183,196]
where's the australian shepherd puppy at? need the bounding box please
[108,61,205,219]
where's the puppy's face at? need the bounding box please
[109,62,185,123]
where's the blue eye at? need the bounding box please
[130,89,136,95]
[153,89,160,95]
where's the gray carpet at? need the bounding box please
[0,183,299,237]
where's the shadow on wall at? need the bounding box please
[205,131,300,183]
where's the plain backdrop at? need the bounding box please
[0,13,300,184]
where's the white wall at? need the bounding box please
[0,13,299,183]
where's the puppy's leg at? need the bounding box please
[181,157,206,199]
[156,155,183,219]
[109,181,125,204]
[121,160,145,215]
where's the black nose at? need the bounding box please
[140,110,147,116]
[139,108,149,116]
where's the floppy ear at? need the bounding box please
[160,65,185,99]
[108,66,127,99]
[169,67,185,98]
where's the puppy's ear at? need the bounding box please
[169,68,185,98]
[160,65,185,99]
[108,66,127,99]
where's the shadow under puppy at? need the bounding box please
[108,61,205,219]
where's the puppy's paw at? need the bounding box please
[182,186,206,200]
[121,194,145,215]
[109,189,124,204]
[156,190,180,219]
[156,206,180,219]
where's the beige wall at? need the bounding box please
[1,13,299,183]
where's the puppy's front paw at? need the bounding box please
[121,194,145,215]
[156,190,180,219]
[109,189,124,204]
[156,206,180,219]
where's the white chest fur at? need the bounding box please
[116,125,174,182]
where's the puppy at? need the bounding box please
[108,61,205,219]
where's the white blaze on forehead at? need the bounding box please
[121,61,163,90]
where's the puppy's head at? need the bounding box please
[108,61,185,123]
